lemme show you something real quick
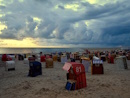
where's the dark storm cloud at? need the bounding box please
[0,0,130,47]
[102,25,130,36]
[97,1,130,46]
[0,28,17,39]
[58,5,64,9]
[0,5,6,9]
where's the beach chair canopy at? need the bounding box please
[93,56,100,60]
[80,57,90,61]
[63,62,85,75]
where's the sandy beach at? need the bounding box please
[0,58,130,98]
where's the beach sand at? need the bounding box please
[0,59,130,98]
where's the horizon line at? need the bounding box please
[0,46,125,49]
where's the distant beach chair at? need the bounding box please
[5,61,15,71]
[115,56,128,70]
[91,60,104,74]
[61,55,67,64]
[80,57,91,73]
[46,58,53,68]
[28,61,42,77]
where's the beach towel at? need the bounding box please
[63,62,71,72]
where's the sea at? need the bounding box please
[0,47,122,54]
[0,48,84,54]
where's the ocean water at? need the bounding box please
[0,48,84,54]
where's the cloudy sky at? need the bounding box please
[0,0,130,48]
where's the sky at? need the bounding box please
[0,0,130,48]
